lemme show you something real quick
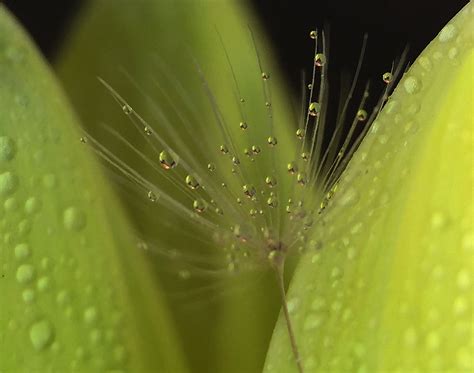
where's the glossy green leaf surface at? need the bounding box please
[265,3,473,372]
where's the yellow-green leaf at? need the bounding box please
[0,5,186,372]
[265,3,473,372]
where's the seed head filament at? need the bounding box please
[83,26,409,373]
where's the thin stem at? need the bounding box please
[275,263,304,373]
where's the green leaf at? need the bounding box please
[0,5,186,372]
[265,3,473,372]
[56,1,296,371]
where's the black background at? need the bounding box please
[3,0,469,93]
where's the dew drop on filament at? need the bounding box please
[309,102,321,117]
[122,104,133,115]
[314,53,326,67]
[185,175,200,190]
[382,72,393,84]
[193,199,207,213]
[267,136,278,146]
[159,150,177,170]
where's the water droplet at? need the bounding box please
[261,72,270,80]
[18,219,31,236]
[462,231,473,251]
[147,190,158,202]
[297,172,307,186]
[347,247,357,260]
[425,331,440,350]
[0,171,18,197]
[287,297,300,313]
[356,109,368,121]
[144,126,152,136]
[331,266,343,279]
[296,129,305,139]
[22,288,35,303]
[457,269,470,290]
[239,121,248,130]
[430,212,447,229]
[159,150,177,170]
[309,102,320,116]
[337,187,360,207]
[382,72,393,84]
[267,196,278,208]
[249,209,257,217]
[314,53,326,67]
[303,215,313,228]
[193,199,207,213]
[14,243,30,260]
[251,145,261,154]
[301,152,309,161]
[438,24,457,42]
[453,296,468,315]
[84,307,98,324]
[4,197,17,211]
[307,83,313,90]
[448,47,459,61]
[0,136,16,162]
[113,344,127,363]
[265,176,277,188]
[403,76,422,94]
[243,185,256,198]
[232,156,240,165]
[63,207,87,232]
[122,104,133,115]
[30,320,54,351]
[185,175,200,190]
[80,136,88,143]
[16,264,35,284]
[56,290,70,305]
[287,162,298,174]
[37,276,50,292]
[309,30,317,39]
[403,120,420,135]
[219,144,230,155]
[418,56,432,71]
[267,136,278,146]
[207,163,216,172]
[304,314,323,331]
[24,197,41,215]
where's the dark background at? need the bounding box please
[4,0,469,93]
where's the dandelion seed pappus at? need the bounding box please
[81,24,407,373]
